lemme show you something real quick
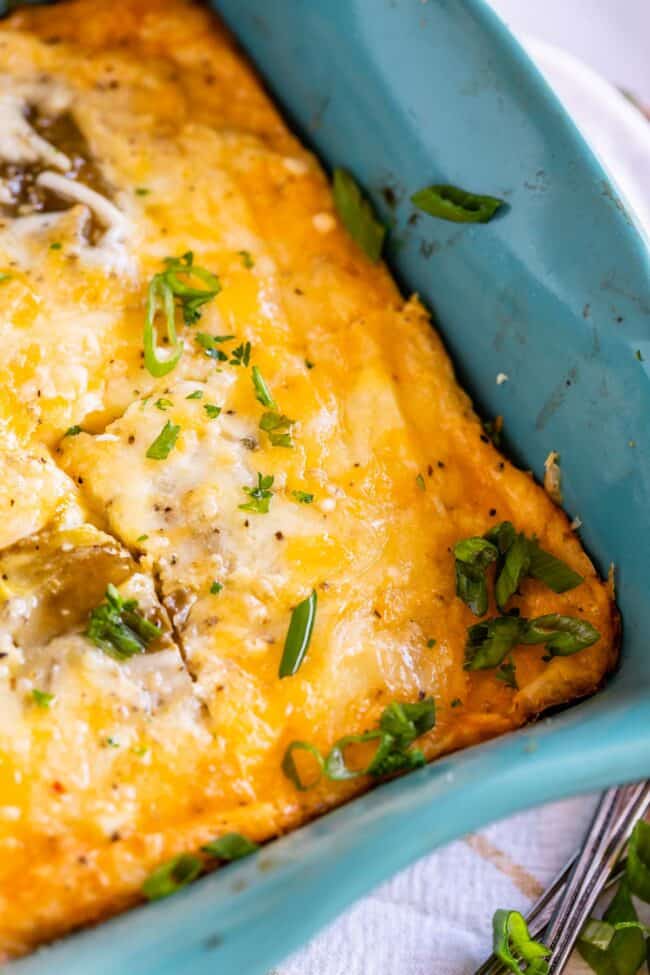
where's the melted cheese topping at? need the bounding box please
[0,0,617,959]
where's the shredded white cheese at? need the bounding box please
[0,93,70,171]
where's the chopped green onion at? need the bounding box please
[186,389,204,400]
[31,689,54,709]
[0,272,12,283]
[495,532,531,610]
[453,536,498,617]
[492,909,550,974]
[526,540,583,592]
[416,473,426,491]
[411,184,505,224]
[279,590,317,678]
[579,880,646,975]
[626,820,650,902]
[202,832,258,861]
[142,853,202,901]
[464,616,524,670]
[281,741,325,791]
[519,614,600,656]
[154,397,173,411]
[49,241,62,251]
[203,403,221,419]
[239,473,274,514]
[143,275,183,377]
[210,581,223,595]
[251,366,276,408]
[64,425,82,437]
[465,613,599,670]
[143,253,221,377]
[146,421,180,460]
[86,584,161,660]
[292,490,314,504]
[282,698,434,790]
[332,168,385,263]
[495,659,518,690]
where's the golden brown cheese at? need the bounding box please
[0,0,617,958]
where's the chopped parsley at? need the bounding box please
[31,689,54,709]
[203,403,221,419]
[210,581,223,595]
[146,421,180,460]
[49,241,62,250]
[239,473,274,514]
[195,332,233,361]
[426,638,436,648]
[85,584,161,660]
[260,411,294,448]
[154,397,173,411]
[332,168,385,262]
[64,425,82,437]
[230,341,251,367]
[292,490,314,504]
[136,534,149,543]
[143,252,221,377]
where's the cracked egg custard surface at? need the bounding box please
[0,0,618,958]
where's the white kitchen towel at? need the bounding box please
[278,32,650,975]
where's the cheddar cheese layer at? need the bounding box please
[0,0,617,958]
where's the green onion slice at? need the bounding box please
[202,833,259,861]
[281,740,325,791]
[141,853,202,901]
[411,184,505,224]
[278,590,317,678]
[333,168,385,263]
[492,909,550,974]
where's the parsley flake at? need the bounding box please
[146,421,180,460]
[230,341,251,367]
[239,473,274,514]
[260,411,294,448]
[210,581,223,595]
[292,490,314,504]
[32,689,54,709]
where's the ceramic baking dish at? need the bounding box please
[5,0,650,972]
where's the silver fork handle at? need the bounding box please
[545,781,650,974]
[473,781,650,975]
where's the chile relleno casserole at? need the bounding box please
[0,0,617,958]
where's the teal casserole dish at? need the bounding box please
[4,1,650,973]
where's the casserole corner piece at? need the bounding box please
[0,0,640,971]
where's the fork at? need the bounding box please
[474,781,650,975]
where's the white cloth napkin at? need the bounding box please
[278,37,650,975]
